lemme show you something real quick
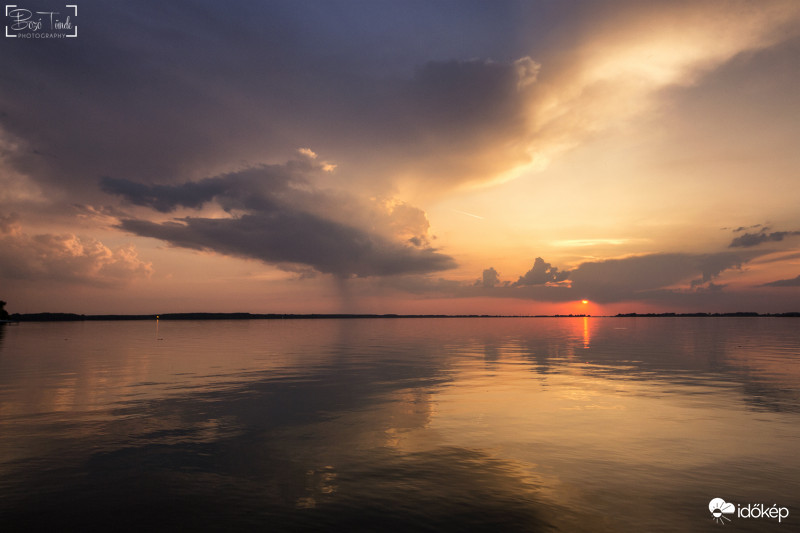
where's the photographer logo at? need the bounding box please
[5,3,77,38]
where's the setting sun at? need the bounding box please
[582,300,589,304]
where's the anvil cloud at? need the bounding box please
[101,156,455,278]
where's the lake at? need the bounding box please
[1,317,798,532]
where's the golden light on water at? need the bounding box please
[583,315,590,348]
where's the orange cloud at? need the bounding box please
[0,213,152,286]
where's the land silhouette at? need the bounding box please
[0,301,797,322]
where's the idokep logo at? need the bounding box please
[709,498,735,525]
[709,497,790,525]
[5,3,77,38]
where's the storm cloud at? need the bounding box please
[116,214,454,278]
[0,1,541,200]
[102,156,456,278]
[4,0,794,204]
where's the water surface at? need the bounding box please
[1,318,798,531]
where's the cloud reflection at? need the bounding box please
[1,318,798,531]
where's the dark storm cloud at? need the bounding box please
[0,0,537,198]
[762,275,800,287]
[116,215,453,278]
[379,56,537,190]
[100,177,229,213]
[5,0,796,206]
[103,158,456,278]
[99,161,302,213]
[729,229,800,247]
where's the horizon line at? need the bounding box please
[4,311,800,322]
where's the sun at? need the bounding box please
[581,300,589,305]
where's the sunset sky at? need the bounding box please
[2,0,799,315]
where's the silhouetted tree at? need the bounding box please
[0,301,9,320]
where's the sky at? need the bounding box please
[1,0,799,315]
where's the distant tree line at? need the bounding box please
[2,302,798,322]
[615,312,800,317]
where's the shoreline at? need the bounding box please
[5,311,800,322]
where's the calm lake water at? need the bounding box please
[1,318,798,532]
